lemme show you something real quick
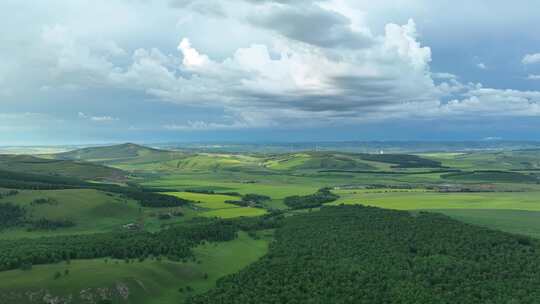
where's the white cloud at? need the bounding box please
[78,112,119,122]
[178,38,211,68]
[528,74,540,80]
[2,0,540,133]
[432,72,457,80]
[522,53,540,65]
[164,120,247,131]
[476,63,487,69]
[440,88,540,117]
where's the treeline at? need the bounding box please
[0,202,76,231]
[226,193,271,208]
[0,203,26,229]
[28,219,75,231]
[30,198,58,205]
[0,190,18,199]
[185,189,242,197]
[0,169,190,208]
[188,205,540,304]
[0,213,284,271]
[283,188,339,209]
[123,191,189,207]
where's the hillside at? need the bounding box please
[55,143,173,164]
[0,155,126,181]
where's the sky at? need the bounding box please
[1,0,540,145]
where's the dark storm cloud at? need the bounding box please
[247,3,373,49]
[168,0,226,17]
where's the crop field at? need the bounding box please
[0,232,270,304]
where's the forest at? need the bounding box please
[0,213,283,271]
[188,205,540,304]
[284,188,339,209]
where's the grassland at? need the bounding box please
[432,209,540,239]
[0,189,141,239]
[327,189,540,237]
[163,191,267,218]
[163,192,239,209]
[330,189,540,211]
[3,143,540,302]
[0,231,270,304]
[0,155,126,181]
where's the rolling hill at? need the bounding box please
[0,155,126,182]
[54,143,171,163]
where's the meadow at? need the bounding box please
[0,189,141,239]
[163,191,268,219]
[327,189,540,237]
[0,231,270,304]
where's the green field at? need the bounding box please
[201,207,267,219]
[330,189,540,211]
[432,209,540,239]
[164,191,267,218]
[0,189,141,239]
[0,231,270,304]
[328,189,540,237]
[163,192,239,209]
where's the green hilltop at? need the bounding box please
[54,143,172,163]
[0,154,126,182]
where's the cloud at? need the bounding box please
[247,2,373,49]
[440,88,540,117]
[178,38,212,68]
[169,0,226,17]
[476,63,487,69]
[522,53,540,65]
[60,15,540,127]
[78,112,119,122]
[164,120,248,131]
[111,18,436,119]
[528,74,540,80]
[2,0,540,139]
[432,72,457,80]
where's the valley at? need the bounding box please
[1,143,540,303]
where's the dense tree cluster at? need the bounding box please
[185,189,242,197]
[0,219,239,271]
[28,218,75,230]
[122,191,189,207]
[0,203,26,229]
[189,205,540,304]
[30,198,58,205]
[226,193,271,208]
[0,169,88,190]
[0,190,18,199]
[283,188,339,209]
